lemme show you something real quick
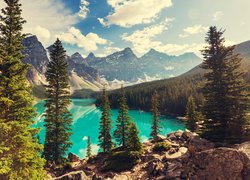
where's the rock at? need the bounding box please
[54,171,90,180]
[182,131,192,140]
[174,130,184,138]
[187,148,250,180]
[142,154,162,162]
[112,174,131,180]
[147,159,165,176]
[151,135,166,142]
[168,148,177,155]
[68,153,80,163]
[92,174,103,180]
[166,161,183,178]
[165,147,188,159]
[188,136,214,154]
[237,141,250,158]
[167,132,176,141]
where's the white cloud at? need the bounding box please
[179,25,208,38]
[57,27,109,52]
[213,11,224,21]
[78,0,90,19]
[122,18,174,54]
[33,26,51,42]
[99,0,173,27]
[0,0,89,46]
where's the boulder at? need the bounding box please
[167,132,176,141]
[188,136,214,154]
[181,131,193,140]
[187,148,250,180]
[68,153,80,163]
[165,147,188,159]
[147,159,165,176]
[54,171,90,180]
[112,174,131,180]
[166,161,183,179]
[174,130,184,138]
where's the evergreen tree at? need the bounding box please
[114,86,131,148]
[201,26,249,143]
[127,120,143,153]
[186,96,204,132]
[86,136,91,158]
[98,87,113,153]
[0,0,45,179]
[150,91,161,140]
[43,39,72,165]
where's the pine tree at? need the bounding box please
[127,120,143,153]
[186,96,204,132]
[201,26,249,143]
[86,136,91,158]
[114,86,131,148]
[0,0,45,179]
[98,87,113,153]
[150,91,161,140]
[43,39,72,165]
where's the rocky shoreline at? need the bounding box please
[48,130,250,180]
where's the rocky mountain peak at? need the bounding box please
[87,52,95,59]
[71,52,87,64]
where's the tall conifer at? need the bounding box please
[114,86,130,148]
[186,96,204,132]
[201,26,249,143]
[0,0,45,179]
[43,39,72,165]
[127,120,143,153]
[98,87,113,153]
[150,91,161,140]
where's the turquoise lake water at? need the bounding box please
[34,99,185,158]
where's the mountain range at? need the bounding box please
[22,35,202,94]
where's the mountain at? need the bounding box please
[104,40,250,116]
[86,48,202,82]
[22,35,203,98]
[139,49,201,79]
[88,47,144,82]
[22,35,102,95]
[22,35,49,85]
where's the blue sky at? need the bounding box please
[1,0,249,57]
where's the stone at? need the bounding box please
[174,130,184,138]
[112,174,131,180]
[142,154,162,162]
[54,171,90,180]
[167,132,176,141]
[147,159,165,176]
[166,161,183,179]
[187,148,250,180]
[68,153,80,163]
[165,147,188,159]
[188,136,214,154]
[182,131,192,140]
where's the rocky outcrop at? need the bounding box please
[50,131,250,180]
[183,148,250,180]
[53,171,89,180]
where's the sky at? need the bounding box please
[0,0,250,57]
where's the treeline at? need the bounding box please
[101,59,250,117]
[97,73,205,116]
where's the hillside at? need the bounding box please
[104,41,250,116]
[48,131,250,180]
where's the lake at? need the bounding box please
[34,99,185,159]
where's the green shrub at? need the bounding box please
[153,142,172,152]
[101,150,141,172]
